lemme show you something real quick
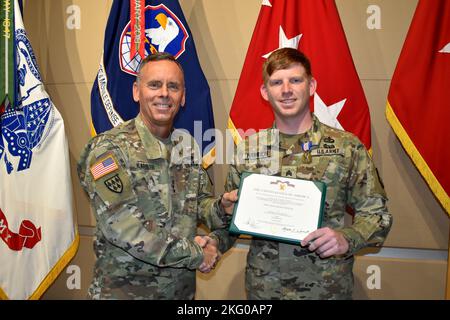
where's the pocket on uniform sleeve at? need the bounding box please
[89,153,136,209]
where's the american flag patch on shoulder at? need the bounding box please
[90,154,119,181]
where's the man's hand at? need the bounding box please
[194,236,221,273]
[301,227,349,258]
[221,189,238,215]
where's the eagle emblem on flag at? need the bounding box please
[119,4,189,75]
[0,27,53,175]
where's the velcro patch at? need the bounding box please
[104,174,123,193]
[90,154,119,180]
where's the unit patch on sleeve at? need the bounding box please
[104,174,123,193]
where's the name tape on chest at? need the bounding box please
[244,149,272,160]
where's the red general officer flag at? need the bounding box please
[386,0,450,214]
[228,0,371,151]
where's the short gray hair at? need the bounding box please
[136,52,184,83]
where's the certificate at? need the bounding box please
[229,172,326,244]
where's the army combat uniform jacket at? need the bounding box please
[78,114,229,299]
[225,114,392,299]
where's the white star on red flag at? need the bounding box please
[261,23,347,131]
[314,94,346,130]
[262,26,302,58]
[438,43,450,53]
[229,0,372,151]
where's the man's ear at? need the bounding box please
[260,84,269,101]
[180,89,186,107]
[132,82,139,102]
[309,77,317,96]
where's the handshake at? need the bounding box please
[192,191,239,274]
[194,235,221,273]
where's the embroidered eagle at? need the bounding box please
[0,99,51,174]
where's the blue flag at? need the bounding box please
[91,0,215,167]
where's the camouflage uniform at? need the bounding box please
[77,114,229,300]
[225,114,392,299]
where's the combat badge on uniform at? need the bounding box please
[311,136,344,157]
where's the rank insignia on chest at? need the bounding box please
[104,174,123,193]
[281,166,297,178]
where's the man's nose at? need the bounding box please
[159,84,169,96]
[281,81,292,94]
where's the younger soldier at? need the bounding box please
[78,53,234,299]
[224,48,392,299]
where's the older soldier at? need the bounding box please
[78,53,234,299]
[224,48,392,299]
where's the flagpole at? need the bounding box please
[2,0,12,107]
[3,35,7,99]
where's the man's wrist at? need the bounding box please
[215,194,227,217]
[190,239,206,269]
[339,228,365,257]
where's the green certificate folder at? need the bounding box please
[229,172,326,245]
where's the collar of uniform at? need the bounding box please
[310,113,323,145]
[135,114,171,161]
[272,113,323,149]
